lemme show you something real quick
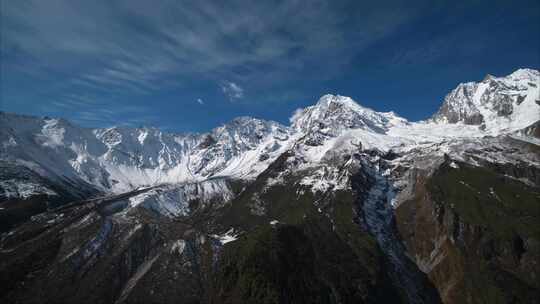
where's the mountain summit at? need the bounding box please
[291,94,407,135]
[432,68,539,133]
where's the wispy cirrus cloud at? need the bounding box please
[40,92,157,127]
[1,0,423,104]
[220,81,244,101]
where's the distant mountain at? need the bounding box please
[432,68,539,132]
[0,113,292,195]
[1,69,539,304]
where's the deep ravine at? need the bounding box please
[356,155,441,304]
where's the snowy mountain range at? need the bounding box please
[0,68,539,304]
[1,68,538,199]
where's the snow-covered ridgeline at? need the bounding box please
[1,69,538,198]
[0,113,294,194]
[127,178,234,217]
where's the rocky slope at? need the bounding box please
[0,69,539,303]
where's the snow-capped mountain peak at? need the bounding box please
[432,68,539,134]
[211,116,289,150]
[507,68,540,81]
[291,94,407,136]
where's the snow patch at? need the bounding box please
[449,161,459,169]
[39,119,65,148]
[0,179,57,199]
[170,239,186,255]
[2,136,17,148]
[128,179,233,217]
[212,228,239,245]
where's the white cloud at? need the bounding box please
[197,98,204,105]
[290,108,305,124]
[220,81,244,101]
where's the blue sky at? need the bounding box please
[1,0,539,132]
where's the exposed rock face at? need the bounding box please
[434,83,486,125]
[0,195,215,304]
[395,159,540,304]
[351,152,441,304]
[515,120,540,139]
